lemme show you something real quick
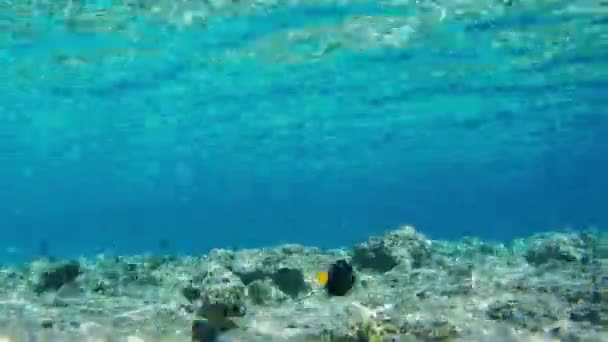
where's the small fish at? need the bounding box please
[316,259,356,296]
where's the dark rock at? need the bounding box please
[487,300,518,320]
[192,319,219,342]
[569,303,603,324]
[34,261,81,294]
[525,234,587,266]
[352,240,398,273]
[229,247,316,298]
[200,266,246,305]
[41,319,53,329]
[92,280,106,294]
[403,320,459,341]
[486,298,559,332]
[271,267,307,298]
[351,226,431,273]
[236,270,266,285]
[183,284,202,303]
[246,279,289,304]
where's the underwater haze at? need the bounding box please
[1,0,607,263]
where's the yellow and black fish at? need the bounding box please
[316,259,356,296]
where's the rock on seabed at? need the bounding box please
[0,225,607,341]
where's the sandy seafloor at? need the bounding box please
[0,226,607,342]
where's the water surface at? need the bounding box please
[1,0,607,262]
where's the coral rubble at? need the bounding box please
[0,226,607,341]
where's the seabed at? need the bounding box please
[0,226,607,341]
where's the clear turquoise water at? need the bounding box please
[1,0,607,263]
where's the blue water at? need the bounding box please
[1,1,607,263]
